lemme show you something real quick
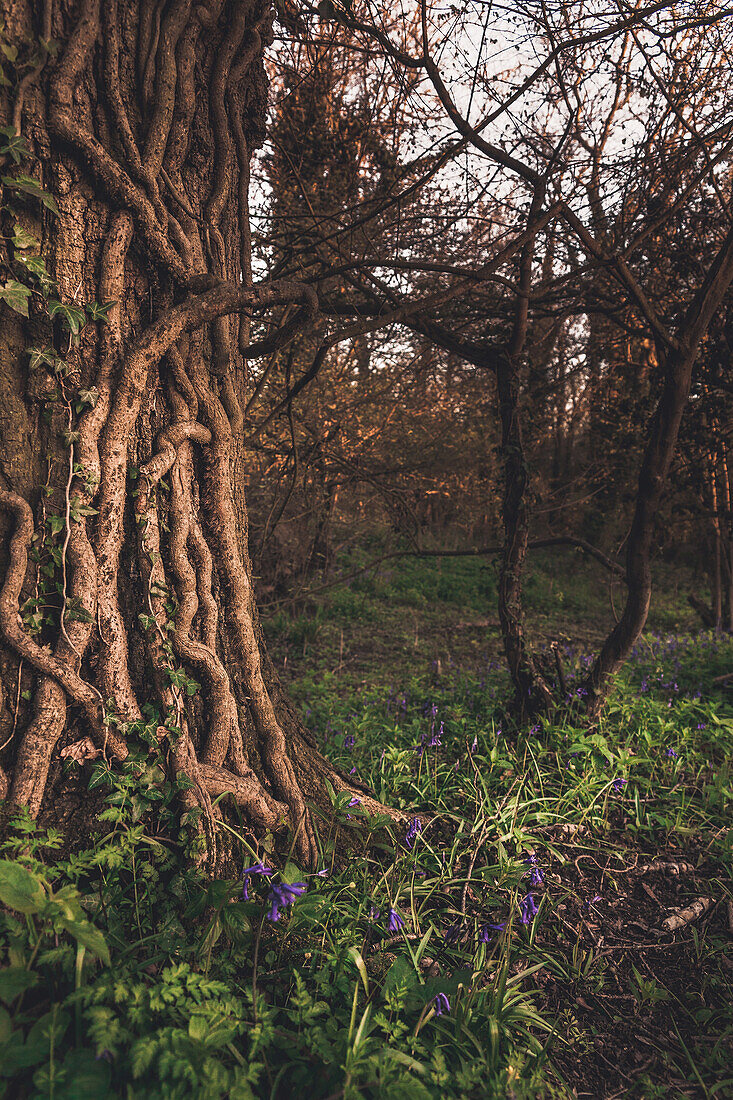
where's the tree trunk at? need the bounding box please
[583,215,733,710]
[0,0,397,868]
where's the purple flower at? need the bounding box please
[523,853,544,886]
[368,905,380,920]
[612,778,626,793]
[519,892,539,924]
[665,748,678,758]
[343,735,356,750]
[478,921,506,942]
[433,992,451,1016]
[349,766,357,774]
[429,721,443,748]
[266,881,306,921]
[444,920,463,945]
[315,868,329,878]
[387,907,404,933]
[242,862,273,900]
[348,797,361,807]
[405,817,422,848]
[470,735,478,754]
[586,895,602,907]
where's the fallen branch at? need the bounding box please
[661,897,712,933]
[639,859,695,876]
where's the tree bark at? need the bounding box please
[0,0,399,868]
[583,217,733,709]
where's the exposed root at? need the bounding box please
[199,761,290,833]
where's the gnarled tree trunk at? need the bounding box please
[0,0,393,869]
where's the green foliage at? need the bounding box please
[1,623,732,1096]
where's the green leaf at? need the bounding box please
[281,861,303,884]
[383,957,417,998]
[84,300,115,322]
[27,344,60,371]
[0,860,46,913]
[75,387,99,409]
[16,253,55,293]
[58,1049,113,1097]
[188,1013,208,1042]
[57,917,110,964]
[10,224,38,250]
[47,299,86,336]
[1,173,59,215]
[0,1005,10,1042]
[0,967,39,1005]
[0,278,31,317]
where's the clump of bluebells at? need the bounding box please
[267,881,307,922]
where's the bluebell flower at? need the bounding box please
[478,921,506,942]
[519,893,539,924]
[405,817,422,848]
[470,735,478,754]
[348,796,361,807]
[523,853,544,886]
[665,748,678,758]
[315,868,329,878]
[433,992,451,1016]
[444,919,463,945]
[368,904,380,920]
[267,881,306,921]
[242,862,273,900]
[387,907,404,933]
[343,734,356,750]
[612,778,626,793]
[429,721,443,748]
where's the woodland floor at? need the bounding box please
[1,550,730,1099]
[260,550,733,1099]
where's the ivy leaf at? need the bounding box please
[10,224,38,250]
[27,344,60,371]
[47,298,86,336]
[74,386,99,412]
[0,278,32,316]
[85,299,116,322]
[16,253,55,292]
[0,860,46,914]
[1,173,59,215]
[0,126,31,164]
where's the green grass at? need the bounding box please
[0,559,731,1098]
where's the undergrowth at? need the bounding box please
[1,626,732,1098]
